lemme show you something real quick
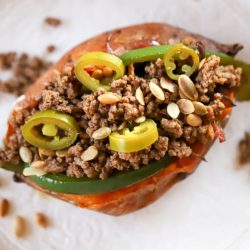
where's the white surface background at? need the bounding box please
[0,0,250,249]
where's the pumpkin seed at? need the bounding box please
[186,114,202,127]
[92,127,111,140]
[81,146,98,161]
[135,116,146,123]
[38,148,56,157]
[23,167,47,177]
[56,149,69,157]
[193,101,208,116]
[177,99,195,114]
[167,102,180,119]
[31,161,45,169]
[160,77,178,93]
[19,146,33,163]
[98,92,121,104]
[178,74,198,101]
[135,87,145,105]
[199,58,206,70]
[149,81,165,101]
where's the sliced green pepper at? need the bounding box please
[21,110,79,150]
[3,155,172,194]
[75,52,125,92]
[109,119,159,153]
[120,45,171,65]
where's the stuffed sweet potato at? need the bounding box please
[0,23,245,215]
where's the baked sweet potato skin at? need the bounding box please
[7,23,236,215]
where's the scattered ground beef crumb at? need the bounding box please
[238,132,250,164]
[46,45,56,53]
[0,52,51,96]
[44,17,62,27]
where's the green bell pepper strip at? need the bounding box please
[3,155,172,194]
[75,52,125,92]
[21,110,79,150]
[109,119,159,153]
[120,45,171,65]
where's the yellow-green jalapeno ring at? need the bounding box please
[109,119,159,153]
[75,52,125,92]
[21,110,79,150]
[164,44,200,80]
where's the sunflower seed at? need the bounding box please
[19,146,33,163]
[186,114,202,127]
[31,161,45,169]
[167,102,180,119]
[23,167,47,177]
[128,64,135,76]
[38,148,56,157]
[199,58,206,70]
[178,74,198,101]
[56,149,69,157]
[92,127,111,140]
[117,121,127,131]
[149,81,165,101]
[160,77,178,93]
[13,216,26,238]
[98,92,121,104]
[0,198,9,217]
[35,213,48,228]
[135,87,145,105]
[135,116,146,123]
[193,101,208,116]
[177,99,195,114]
[81,146,98,161]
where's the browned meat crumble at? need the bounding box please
[0,53,242,179]
[44,17,62,27]
[0,52,52,96]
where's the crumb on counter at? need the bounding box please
[13,215,26,238]
[47,45,56,53]
[238,132,250,164]
[0,198,9,217]
[0,52,52,96]
[35,212,48,228]
[44,17,62,27]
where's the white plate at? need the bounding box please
[1,0,250,249]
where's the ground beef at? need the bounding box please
[196,55,241,103]
[168,140,192,158]
[0,53,51,96]
[0,54,242,179]
[161,119,183,138]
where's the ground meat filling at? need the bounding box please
[0,53,242,179]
